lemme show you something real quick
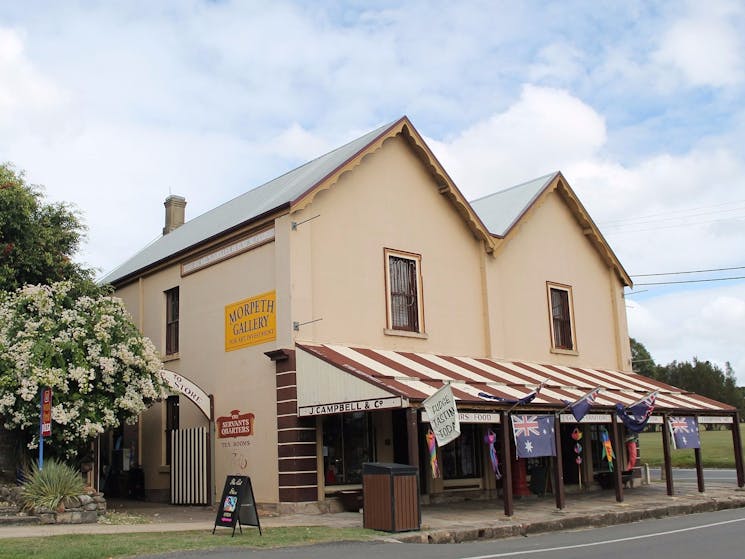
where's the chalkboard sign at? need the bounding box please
[212,475,262,536]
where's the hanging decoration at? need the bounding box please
[625,436,638,470]
[426,428,440,479]
[571,427,583,487]
[600,427,615,471]
[483,428,501,479]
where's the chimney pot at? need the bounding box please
[163,195,187,235]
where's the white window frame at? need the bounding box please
[546,282,578,354]
[384,248,426,337]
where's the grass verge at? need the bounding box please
[638,424,744,468]
[0,526,379,559]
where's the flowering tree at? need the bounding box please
[0,281,166,460]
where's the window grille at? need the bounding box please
[389,255,419,331]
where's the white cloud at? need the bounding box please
[653,1,745,87]
[428,85,607,198]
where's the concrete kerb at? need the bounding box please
[395,493,745,544]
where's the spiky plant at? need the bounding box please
[20,459,85,511]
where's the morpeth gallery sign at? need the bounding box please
[225,291,276,351]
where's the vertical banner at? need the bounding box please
[39,387,52,469]
[422,383,460,447]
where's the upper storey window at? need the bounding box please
[547,282,576,352]
[385,249,424,334]
[165,287,180,355]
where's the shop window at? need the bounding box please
[165,395,179,466]
[385,249,424,333]
[547,282,576,351]
[442,424,481,479]
[165,287,179,355]
[322,412,374,485]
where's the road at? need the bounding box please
[648,467,739,484]
[138,506,745,559]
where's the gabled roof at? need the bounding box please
[470,171,632,287]
[102,116,495,286]
[470,172,558,237]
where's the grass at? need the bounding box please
[0,526,380,559]
[638,424,745,468]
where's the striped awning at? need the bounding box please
[295,343,734,415]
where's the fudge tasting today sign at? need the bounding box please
[225,291,276,351]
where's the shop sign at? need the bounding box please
[421,411,500,424]
[225,290,276,351]
[160,370,211,419]
[699,416,733,424]
[217,409,255,438]
[183,228,274,276]
[40,388,52,437]
[298,396,402,417]
[559,413,611,424]
[423,383,460,447]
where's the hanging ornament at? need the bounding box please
[571,427,583,441]
[576,456,582,465]
[571,427,584,487]
[426,429,440,479]
[483,428,501,479]
[574,442,582,455]
[600,428,615,471]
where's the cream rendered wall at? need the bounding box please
[486,189,630,370]
[115,240,281,503]
[289,135,488,356]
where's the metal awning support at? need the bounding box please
[553,415,565,510]
[733,411,744,488]
[661,413,674,496]
[501,411,514,517]
[610,411,623,502]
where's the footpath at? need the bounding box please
[1,479,745,544]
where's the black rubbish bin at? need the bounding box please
[362,462,420,532]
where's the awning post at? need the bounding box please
[661,413,674,496]
[501,411,513,517]
[732,412,744,488]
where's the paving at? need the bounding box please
[1,478,745,544]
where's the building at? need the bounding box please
[101,117,741,512]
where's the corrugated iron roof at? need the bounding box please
[100,120,399,285]
[296,343,733,414]
[469,172,558,237]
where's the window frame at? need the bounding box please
[165,286,180,356]
[546,282,577,353]
[384,248,425,336]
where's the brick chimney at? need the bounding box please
[163,195,186,235]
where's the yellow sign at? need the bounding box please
[225,291,276,351]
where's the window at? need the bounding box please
[385,249,424,333]
[441,424,481,479]
[165,395,179,466]
[322,412,374,486]
[547,282,575,351]
[165,287,179,355]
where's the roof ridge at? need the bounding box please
[469,171,559,203]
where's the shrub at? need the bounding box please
[21,459,85,511]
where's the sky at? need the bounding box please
[1,1,744,382]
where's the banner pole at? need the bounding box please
[38,389,44,470]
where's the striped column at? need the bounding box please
[268,349,319,503]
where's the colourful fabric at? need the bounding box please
[483,429,501,479]
[600,428,615,471]
[669,416,701,449]
[426,429,440,479]
[626,439,638,470]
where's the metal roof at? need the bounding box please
[100,120,399,285]
[296,343,733,414]
[469,172,558,237]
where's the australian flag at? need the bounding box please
[479,380,546,406]
[669,416,701,449]
[568,388,600,422]
[512,415,556,458]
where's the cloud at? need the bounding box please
[428,85,607,198]
[653,1,745,88]
[0,27,73,140]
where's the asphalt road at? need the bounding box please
[138,506,745,559]
[648,467,739,484]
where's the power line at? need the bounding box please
[631,265,745,277]
[634,275,745,286]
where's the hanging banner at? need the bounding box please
[422,383,460,447]
[40,387,52,437]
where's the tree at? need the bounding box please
[0,163,94,292]
[0,281,166,461]
[630,337,657,378]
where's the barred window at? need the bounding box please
[548,283,575,351]
[386,250,423,333]
[165,287,179,355]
